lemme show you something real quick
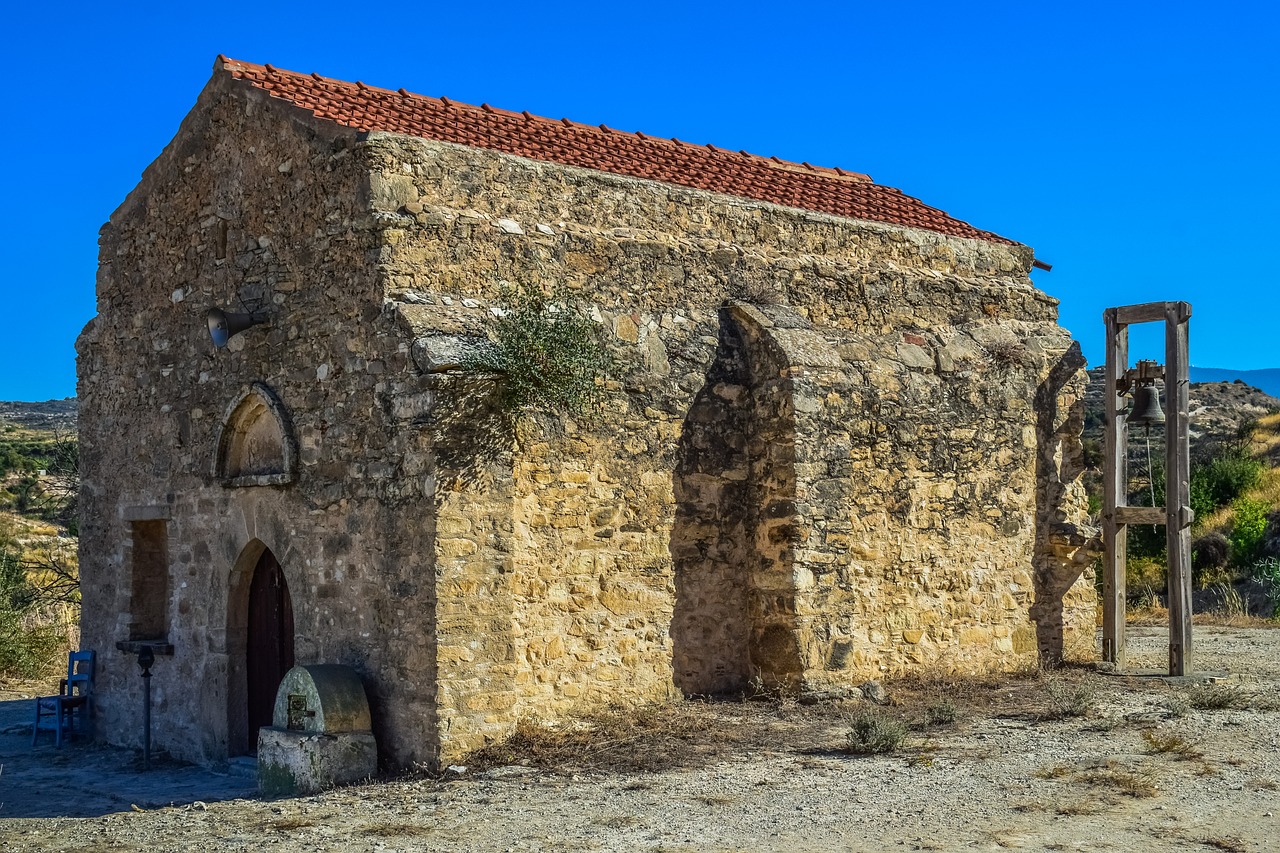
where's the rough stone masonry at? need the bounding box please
[77,57,1097,770]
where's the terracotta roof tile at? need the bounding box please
[217,57,1014,244]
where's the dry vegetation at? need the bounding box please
[461,665,1119,777]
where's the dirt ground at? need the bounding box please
[3,625,1279,852]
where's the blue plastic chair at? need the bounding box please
[32,650,95,747]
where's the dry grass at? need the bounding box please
[1035,762,1072,780]
[1194,612,1280,628]
[1140,728,1203,760]
[1185,684,1255,711]
[1127,602,1169,626]
[1198,835,1250,852]
[465,667,1070,775]
[465,700,845,774]
[888,667,1047,719]
[692,794,736,806]
[1128,599,1280,629]
[361,823,437,837]
[1076,759,1160,798]
[254,816,318,832]
[1040,674,1096,720]
[1248,413,1280,465]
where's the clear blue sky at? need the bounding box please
[3,1,1277,400]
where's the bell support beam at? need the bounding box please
[1165,301,1192,675]
[1101,308,1129,668]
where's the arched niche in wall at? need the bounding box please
[214,382,298,487]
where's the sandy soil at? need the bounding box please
[3,625,1279,852]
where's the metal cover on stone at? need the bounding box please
[272,664,371,734]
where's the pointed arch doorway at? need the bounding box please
[229,544,295,755]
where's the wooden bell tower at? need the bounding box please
[1101,301,1193,675]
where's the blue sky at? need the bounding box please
[2,1,1277,400]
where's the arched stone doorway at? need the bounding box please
[227,541,295,755]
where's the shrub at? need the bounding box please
[1191,532,1230,587]
[1229,497,1269,564]
[1251,556,1280,617]
[844,709,907,754]
[1190,448,1263,521]
[462,286,610,422]
[0,551,61,679]
[1185,684,1252,711]
[1125,556,1166,604]
[1140,728,1203,760]
[923,699,958,726]
[1261,510,1280,560]
[1042,676,1095,720]
[982,339,1030,370]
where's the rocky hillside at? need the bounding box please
[0,399,77,433]
[1084,368,1280,447]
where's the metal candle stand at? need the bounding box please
[136,645,155,771]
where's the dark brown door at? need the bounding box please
[246,549,294,749]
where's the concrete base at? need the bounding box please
[257,727,377,796]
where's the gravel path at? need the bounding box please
[3,626,1279,852]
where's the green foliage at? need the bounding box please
[844,709,907,754]
[0,432,79,531]
[1190,446,1263,521]
[0,543,61,678]
[463,287,610,422]
[1125,555,1166,603]
[1251,556,1280,617]
[1125,455,1166,561]
[1080,437,1103,471]
[0,435,62,476]
[1126,524,1166,562]
[1229,497,1269,563]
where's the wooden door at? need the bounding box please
[246,549,294,749]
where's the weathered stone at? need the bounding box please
[411,335,479,373]
[257,728,377,796]
[859,680,889,704]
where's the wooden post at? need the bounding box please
[1165,302,1193,675]
[1101,309,1129,668]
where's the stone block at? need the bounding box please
[258,727,377,796]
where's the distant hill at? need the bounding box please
[1190,367,1280,399]
[0,398,77,432]
[1084,369,1280,445]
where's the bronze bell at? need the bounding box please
[1129,384,1166,428]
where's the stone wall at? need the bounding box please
[80,71,1095,771]
[78,73,445,767]
[363,132,1097,756]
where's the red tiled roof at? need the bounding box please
[219,57,1014,244]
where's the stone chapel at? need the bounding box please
[77,57,1097,769]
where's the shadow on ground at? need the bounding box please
[0,694,259,818]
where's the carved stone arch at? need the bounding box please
[214,382,298,487]
[672,301,849,696]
